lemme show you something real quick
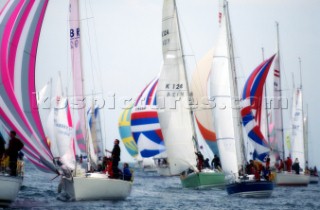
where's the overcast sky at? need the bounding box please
[1,0,319,167]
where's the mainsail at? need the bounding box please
[156,0,198,175]
[69,0,98,169]
[290,88,306,170]
[69,0,87,154]
[210,1,240,175]
[0,0,56,173]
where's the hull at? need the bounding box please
[0,175,23,207]
[309,175,319,184]
[226,181,273,198]
[156,166,172,176]
[275,172,310,186]
[180,170,225,189]
[60,173,132,201]
[143,166,157,172]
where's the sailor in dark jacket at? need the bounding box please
[106,139,121,178]
[6,131,24,176]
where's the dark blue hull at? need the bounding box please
[226,181,274,198]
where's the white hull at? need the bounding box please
[60,173,132,201]
[156,166,178,176]
[275,172,310,186]
[0,175,23,207]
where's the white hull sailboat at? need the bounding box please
[61,173,132,201]
[57,0,132,200]
[272,24,309,187]
[275,172,309,186]
[0,175,23,207]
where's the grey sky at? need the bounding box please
[1,0,319,168]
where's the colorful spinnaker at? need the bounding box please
[191,49,219,156]
[241,55,276,161]
[118,104,139,158]
[0,0,57,173]
[131,77,165,158]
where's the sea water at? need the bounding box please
[5,161,320,210]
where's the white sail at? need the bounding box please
[210,1,239,176]
[290,88,305,170]
[47,104,59,158]
[272,23,285,160]
[88,105,104,158]
[303,107,308,164]
[53,76,76,170]
[156,0,198,175]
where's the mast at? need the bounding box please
[298,57,303,89]
[69,0,95,171]
[224,0,246,168]
[174,0,199,152]
[274,22,285,160]
[298,57,306,165]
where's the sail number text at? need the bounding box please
[162,29,170,46]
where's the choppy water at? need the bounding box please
[4,161,320,210]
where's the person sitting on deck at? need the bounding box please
[122,163,132,181]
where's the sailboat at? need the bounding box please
[272,24,309,186]
[57,0,132,201]
[0,0,59,206]
[209,0,274,197]
[156,0,225,189]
